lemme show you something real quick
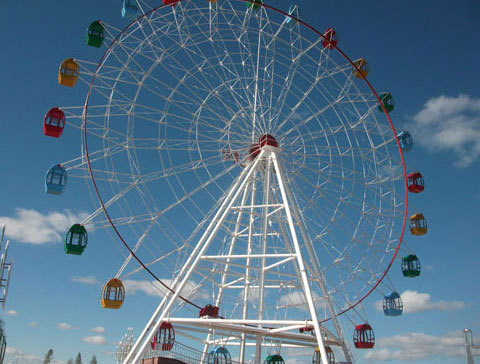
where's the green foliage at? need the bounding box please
[90,355,97,364]
[43,349,54,364]
[74,353,82,364]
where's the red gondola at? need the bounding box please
[44,108,66,138]
[151,322,175,351]
[163,0,179,5]
[322,28,338,49]
[199,304,219,318]
[298,325,314,334]
[407,171,424,193]
[353,324,375,349]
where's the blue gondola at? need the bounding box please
[383,291,403,316]
[207,347,232,364]
[122,0,140,20]
[397,131,413,152]
[45,164,67,195]
[285,5,300,25]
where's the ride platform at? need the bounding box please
[141,357,186,364]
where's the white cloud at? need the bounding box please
[91,326,105,333]
[282,359,311,364]
[124,279,164,297]
[124,279,209,300]
[21,355,43,363]
[52,360,68,364]
[283,347,314,361]
[279,291,308,309]
[4,347,41,364]
[0,208,89,244]
[408,94,480,167]
[374,290,466,314]
[364,331,465,362]
[278,291,324,311]
[5,347,23,356]
[83,335,107,345]
[29,321,39,328]
[57,322,73,330]
[72,275,100,285]
[4,310,18,317]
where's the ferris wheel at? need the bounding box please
[42,0,429,363]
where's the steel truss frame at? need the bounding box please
[124,147,352,364]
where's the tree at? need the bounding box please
[43,349,54,364]
[74,353,82,364]
[90,355,97,364]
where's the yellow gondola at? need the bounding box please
[101,278,125,309]
[352,58,369,79]
[409,213,427,236]
[312,346,335,364]
[58,58,79,87]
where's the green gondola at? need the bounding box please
[65,224,88,255]
[86,21,105,48]
[246,0,263,11]
[264,354,285,364]
[378,92,394,113]
[401,254,421,277]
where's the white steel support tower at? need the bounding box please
[465,329,480,364]
[117,328,136,364]
[0,224,12,310]
[124,145,352,364]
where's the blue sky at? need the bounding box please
[1,1,480,364]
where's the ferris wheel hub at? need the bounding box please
[259,134,278,148]
[249,135,280,161]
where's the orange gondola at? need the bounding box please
[58,58,79,87]
[101,278,125,309]
[409,213,427,235]
[352,58,369,79]
[312,346,335,364]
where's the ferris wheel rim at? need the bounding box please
[81,0,409,318]
[270,1,410,317]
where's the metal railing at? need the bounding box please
[143,341,243,364]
